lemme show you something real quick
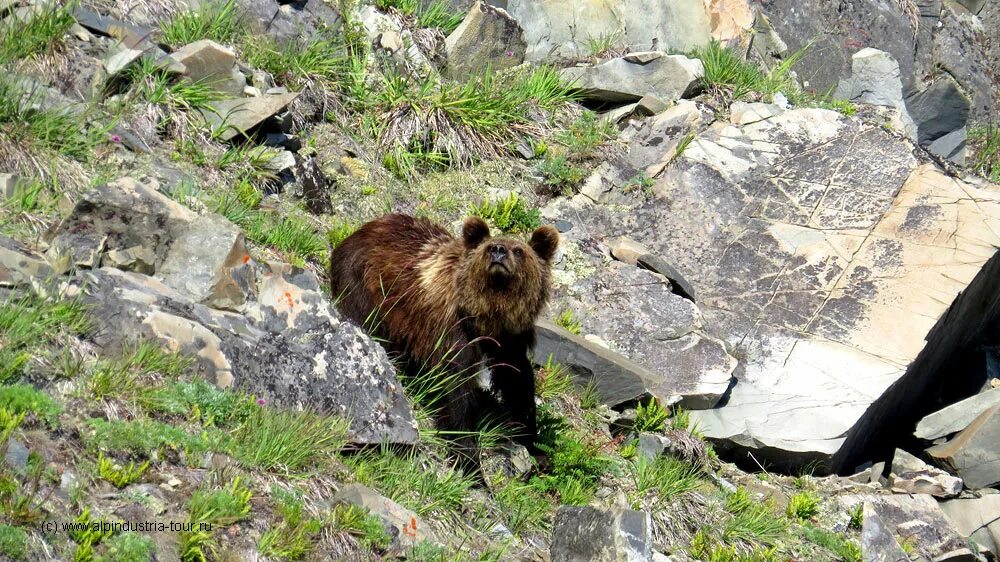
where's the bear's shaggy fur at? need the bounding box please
[329,213,559,469]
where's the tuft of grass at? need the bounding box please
[85,342,192,402]
[539,110,616,193]
[143,379,254,427]
[68,507,115,557]
[258,487,323,560]
[213,196,327,265]
[347,448,474,517]
[180,478,252,562]
[970,124,1000,182]
[376,0,464,32]
[554,309,582,335]
[161,0,243,47]
[229,407,348,472]
[722,487,789,548]
[689,529,778,562]
[490,474,553,535]
[102,532,156,562]
[535,355,572,401]
[242,35,347,87]
[121,57,227,113]
[585,29,626,58]
[470,193,541,234]
[0,293,89,384]
[801,524,861,562]
[328,503,392,552]
[0,1,75,64]
[786,491,821,521]
[579,380,601,409]
[0,384,62,427]
[848,503,863,530]
[629,456,702,507]
[0,77,108,163]
[85,418,227,459]
[633,398,669,433]
[97,453,150,489]
[0,524,27,561]
[327,218,359,249]
[531,408,616,505]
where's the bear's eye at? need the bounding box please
[513,247,524,258]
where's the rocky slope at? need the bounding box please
[0,0,999,561]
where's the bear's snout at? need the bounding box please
[488,244,507,264]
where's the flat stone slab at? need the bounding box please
[198,93,299,141]
[550,506,652,562]
[939,495,1000,556]
[927,403,1000,489]
[916,387,1000,441]
[544,107,1000,471]
[560,54,703,103]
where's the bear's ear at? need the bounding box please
[462,216,491,249]
[529,225,559,262]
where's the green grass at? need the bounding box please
[470,193,541,234]
[848,503,863,530]
[801,524,861,562]
[0,76,108,162]
[0,1,75,64]
[490,475,552,535]
[970,124,1000,182]
[180,478,252,562]
[535,356,572,401]
[84,418,227,459]
[259,487,323,560]
[786,491,820,521]
[97,453,149,489]
[0,524,27,561]
[722,488,789,548]
[634,398,669,433]
[122,57,227,112]
[160,0,243,47]
[375,0,465,33]
[143,379,254,427]
[229,407,348,472]
[0,384,62,427]
[585,29,625,58]
[328,503,392,552]
[347,448,474,517]
[213,195,327,265]
[327,218,359,249]
[690,530,778,562]
[554,309,582,335]
[101,532,156,562]
[0,293,89,384]
[85,342,192,402]
[539,110,616,193]
[531,408,616,505]
[242,34,347,87]
[629,456,702,507]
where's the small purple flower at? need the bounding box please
[109,133,122,144]
[505,50,514,57]
[257,398,266,406]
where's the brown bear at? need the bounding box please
[329,213,559,472]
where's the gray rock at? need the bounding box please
[46,177,196,270]
[104,46,144,78]
[636,95,670,116]
[355,5,434,79]
[334,483,434,548]
[560,54,704,103]
[889,470,963,498]
[0,236,53,287]
[198,93,299,141]
[264,150,296,173]
[728,101,784,126]
[927,404,1000,489]
[916,387,1000,441]
[833,48,917,140]
[169,40,245,96]
[846,494,977,561]
[904,77,970,164]
[860,502,910,562]
[290,157,332,215]
[551,505,652,562]
[75,266,419,445]
[939,496,1000,556]
[505,0,749,63]
[891,448,930,475]
[445,1,525,79]
[3,439,29,472]
[0,173,18,199]
[156,214,253,311]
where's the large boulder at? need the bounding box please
[940,496,1000,556]
[445,1,525,79]
[844,495,978,561]
[915,386,1000,441]
[504,0,750,63]
[73,264,419,446]
[834,48,917,140]
[560,53,704,103]
[544,104,1000,473]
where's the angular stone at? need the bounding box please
[104,246,156,275]
[860,502,910,562]
[0,173,18,199]
[0,236,53,287]
[551,506,652,562]
[104,46,144,78]
[889,470,963,498]
[618,99,707,178]
[169,40,244,96]
[334,483,433,548]
[46,177,196,271]
[445,1,525,79]
[729,101,785,126]
[610,236,651,266]
[891,448,929,475]
[927,404,1000,489]
[156,214,252,311]
[834,48,917,140]
[636,95,669,116]
[198,93,299,141]
[904,78,971,164]
[75,266,418,445]
[560,54,704,103]
[916,387,1000,441]
[846,494,977,562]
[939,496,1000,556]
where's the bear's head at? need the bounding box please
[456,216,559,334]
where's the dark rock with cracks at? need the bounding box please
[550,505,652,562]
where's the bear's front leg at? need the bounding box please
[488,339,539,454]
